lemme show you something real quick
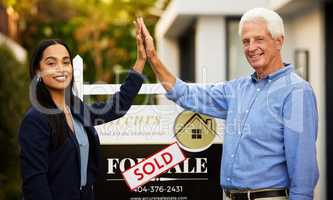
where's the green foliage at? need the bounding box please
[11,0,160,104]
[0,44,29,200]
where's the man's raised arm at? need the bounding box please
[137,17,176,91]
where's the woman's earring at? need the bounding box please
[36,74,41,82]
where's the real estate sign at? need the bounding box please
[73,56,225,200]
[94,105,224,200]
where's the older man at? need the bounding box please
[136,7,318,200]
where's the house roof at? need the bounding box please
[175,113,216,137]
[155,0,268,39]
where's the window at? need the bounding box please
[226,18,253,80]
[179,25,196,82]
[192,129,202,139]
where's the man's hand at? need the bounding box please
[135,17,176,91]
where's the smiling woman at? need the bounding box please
[38,44,73,91]
[19,36,146,200]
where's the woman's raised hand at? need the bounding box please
[132,18,147,73]
[137,17,157,61]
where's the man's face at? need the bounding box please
[241,20,283,72]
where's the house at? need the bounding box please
[156,0,332,199]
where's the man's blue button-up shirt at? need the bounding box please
[166,64,319,200]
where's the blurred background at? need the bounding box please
[0,0,168,199]
[0,0,332,199]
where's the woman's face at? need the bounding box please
[38,44,73,91]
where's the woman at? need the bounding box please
[19,23,147,200]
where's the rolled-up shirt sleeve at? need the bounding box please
[283,84,319,200]
[165,78,230,119]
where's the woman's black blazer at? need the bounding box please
[19,70,144,200]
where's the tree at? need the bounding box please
[0,1,166,198]
[8,0,160,103]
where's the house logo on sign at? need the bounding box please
[174,111,217,152]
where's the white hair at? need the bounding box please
[239,8,285,38]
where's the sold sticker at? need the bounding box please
[122,142,186,190]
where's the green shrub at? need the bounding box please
[0,43,29,200]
